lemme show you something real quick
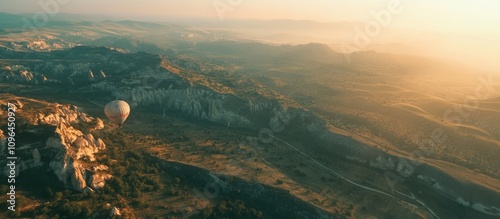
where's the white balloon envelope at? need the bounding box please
[104,100,130,126]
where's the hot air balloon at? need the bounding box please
[104,100,130,127]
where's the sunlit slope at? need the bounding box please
[179,41,500,179]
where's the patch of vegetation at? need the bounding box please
[12,130,171,219]
[201,199,263,219]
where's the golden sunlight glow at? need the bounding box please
[2,0,499,70]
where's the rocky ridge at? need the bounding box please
[0,96,110,192]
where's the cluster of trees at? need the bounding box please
[36,152,164,217]
[101,150,164,199]
[34,199,93,219]
[201,199,263,219]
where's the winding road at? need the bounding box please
[270,135,440,219]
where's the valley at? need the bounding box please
[0,12,499,219]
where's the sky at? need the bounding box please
[1,0,499,71]
[1,0,500,34]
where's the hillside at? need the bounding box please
[0,17,499,219]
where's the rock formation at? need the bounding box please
[40,104,111,192]
[0,97,112,192]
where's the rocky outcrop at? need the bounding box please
[94,81,257,128]
[39,105,111,192]
[99,70,107,78]
[89,69,95,81]
[110,207,121,217]
[0,65,50,84]
[0,97,112,192]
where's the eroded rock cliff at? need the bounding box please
[0,97,111,192]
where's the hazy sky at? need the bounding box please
[1,0,499,71]
[2,0,500,34]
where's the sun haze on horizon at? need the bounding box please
[2,0,499,33]
[2,0,499,71]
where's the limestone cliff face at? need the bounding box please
[0,65,48,84]
[39,105,111,192]
[89,62,286,130]
[0,98,111,192]
[93,82,269,128]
